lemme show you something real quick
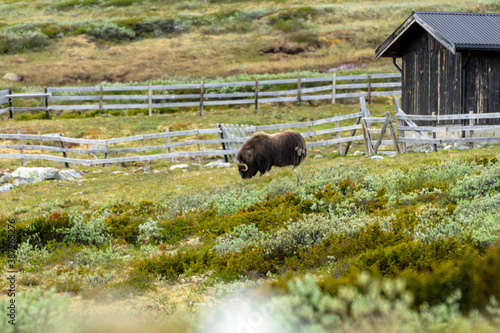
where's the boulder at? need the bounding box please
[3,73,23,82]
[170,164,189,170]
[55,169,82,181]
[371,156,384,161]
[0,173,12,184]
[0,184,13,193]
[12,167,59,186]
[204,160,229,168]
[444,145,452,150]
[353,151,365,156]
[314,155,324,158]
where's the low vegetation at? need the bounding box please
[2,141,500,332]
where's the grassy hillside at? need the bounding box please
[1,0,499,87]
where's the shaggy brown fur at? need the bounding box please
[237,130,307,179]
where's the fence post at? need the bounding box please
[99,84,103,116]
[166,128,174,163]
[8,87,12,119]
[335,113,342,155]
[469,110,474,150]
[395,99,407,153]
[217,123,229,163]
[332,73,336,104]
[432,111,437,152]
[307,118,314,153]
[59,136,69,168]
[196,130,202,165]
[255,79,259,110]
[148,83,152,117]
[44,87,50,119]
[386,111,401,154]
[200,81,204,117]
[367,74,372,104]
[297,75,301,106]
[17,130,25,166]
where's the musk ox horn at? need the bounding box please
[238,163,248,171]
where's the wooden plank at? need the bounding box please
[301,94,333,101]
[336,113,342,155]
[432,112,437,152]
[204,99,254,106]
[255,79,259,110]
[199,81,204,117]
[297,75,301,106]
[166,128,173,163]
[251,97,296,103]
[18,130,25,166]
[258,78,299,85]
[59,137,69,168]
[398,137,500,144]
[307,135,365,148]
[258,89,298,97]
[301,77,333,83]
[301,125,362,137]
[204,81,255,88]
[50,105,100,111]
[332,73,336,104]
[6,93,51,98]
[300,85,333,93]
[469,111,474,150]
[373,117,389,153]
[44,87,50,119]
[152,94,201,99]
[99,84,103,115]
[395,99,406,153]
[396,125,500,132]
[386,111,400,154]
[152,102,200,108]
[47,87,101,92]
[148,82,153,117]
[217,123,229,163]
[0,149,241,165]
[367,74,372,104]
[204,92,254,98]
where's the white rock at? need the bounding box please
[170,164,189,170]
[204,160,228,168]
[458,146,469,150]
[143,166,151,171]
[0,184,13,193]
[153,170,160,173]
[112,171,123,174]
[56,169,82,181]
[353,151,365,156]
[444,145,452,150]
[92,169,102,174]
[12,167,59,186]
[314,155,324,158]
[217,163,231,168]
[3,73,23,82]
[123,173,129,176]
[0,173,12,184]
[371,156,384,161]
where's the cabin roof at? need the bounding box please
[375,11,500,59]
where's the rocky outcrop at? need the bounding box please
[11,167,82,185]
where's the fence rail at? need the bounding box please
[2,98,399,166]
[2,73,401,119]
[394,98,500,153]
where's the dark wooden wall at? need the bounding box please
[401,30,462,119]
[464,52,500,123]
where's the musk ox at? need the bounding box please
[237,130,307,179]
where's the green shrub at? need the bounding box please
[86,21,136,41]
[0,287,75,333]
[105,213,141,243]
[0,31,50,54]
[451,163,500,199]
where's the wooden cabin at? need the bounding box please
[375,11,500,122]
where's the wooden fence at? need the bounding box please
[0,97,401,166]
[2,73,401,118]
[394,98,500,152]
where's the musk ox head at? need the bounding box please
[237,130,307,179]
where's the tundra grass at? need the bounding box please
[1,0,499,86]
